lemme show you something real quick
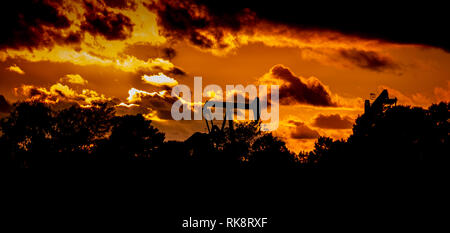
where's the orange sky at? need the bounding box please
[1,0,449,152]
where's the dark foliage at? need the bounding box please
[0,101,448,170]
[307,102,449,170]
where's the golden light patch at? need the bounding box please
[143,110,167,122]
[142,72,178,87]
[60,74,88,85]
[127,88,168,102]
[6,64,25,75]
[2,47,174,73]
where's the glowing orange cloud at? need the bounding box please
[0,0,172,74]
[60,74,88,85]
[15,83,110,106]
[6,64,25,75]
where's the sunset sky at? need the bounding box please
[1,0,449,152]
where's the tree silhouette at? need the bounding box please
[248,133,296,168]
[310,102,449,170]
[96,114,165,166]
[52,102,115,167]
[0,102,54,167]
[0,100,447,170]
[180,120,299,168]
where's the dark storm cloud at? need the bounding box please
[289,120,320,139]
[149,0,450,52]
[312,114,353,129]
[267,65,337,107]
[338,49,398,72]
[0,95,12,113]
[1,0,137,51]
[0,1,75,50]
[81,0,134,40]
[145,0,256,48]
[103,0,137,10]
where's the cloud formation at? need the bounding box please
[146,0,256,50]
[148,0,450,52]
[338,49,398,72]
[300,48,400,72]
[0,1,76,50]
[0,1,174,75]
[6,64,25,75]
[60,74,88,85]
[288,120,320,139]
[0,1,139,51]
[15,83,110,106]
[0,0,410,75]
[142,73,178,87]
[81,0,134,40]
[259,65,337,107]
[312,114,353,129]
[122,43,178,60]
[118,88,180,121]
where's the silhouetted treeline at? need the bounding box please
[0,101,294,169]
[300,102,449,170]
[0,101,448,169]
